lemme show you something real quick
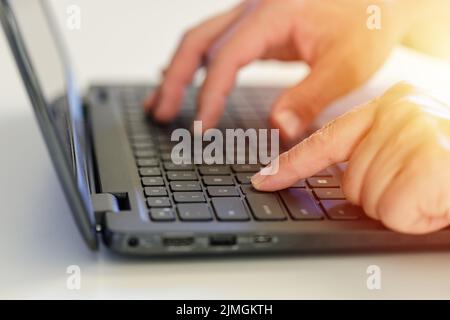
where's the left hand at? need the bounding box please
[251,82,450,234]
[144,0,421,142]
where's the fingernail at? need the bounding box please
[251,170,267,187]
[273,109,303,141]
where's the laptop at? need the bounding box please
[2,0,450,256]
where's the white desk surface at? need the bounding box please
[1,0,450,299]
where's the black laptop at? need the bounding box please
[2,0,450,256]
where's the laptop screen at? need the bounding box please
[11,0,85,178]
[0,0,97,248]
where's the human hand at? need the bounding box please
[252,82,450,234]
[144,0,421,142]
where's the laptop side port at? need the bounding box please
[253,235,273,244]
[209,235,237,246]
[127,237,140,248]
[162,236,195,247]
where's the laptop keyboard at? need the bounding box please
[119,86,365,223]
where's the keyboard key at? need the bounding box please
[147,197,171,207]
[167,171,197,181]
[137,158,158,167]
[158,145,174,153]
[144,187,167,197]
[198,165,231,175]
[139,167,161,176]
[131,134,152,141]
[207,186,239,197]
[150,208,175,221]
[156,134,171,143]
[246,193,286,220]
[177,203,213,221]
[307,176,340,188]
[279,188,324,220]
[231,164,261,173]
[163,162,194,171]
[321,200,363,220]
[135,150,157,158]
[235,173,253,184]
[173,192,205,203]
[133,142,154,149]
[142,177,164,186]
[212,198,249,221]
[161,152,173,161]
[313,188,345,200]
[240,185,265,195]
[170,181,201,191]
[124,108,143,115]
[129,128,150,137]
[203,176,234,186]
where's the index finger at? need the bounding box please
[145,4,244,121]
[195,15,267,130]
[252,100,378,191]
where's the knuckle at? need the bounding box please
[379,81,417,103]
[209,51,230,69]
[376,192,415,234]
[360,188,377,220]
[376,198,402,232]
[377,89,424,119]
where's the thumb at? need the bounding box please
[253,100,378,191]
[270,54,372,143]
[270,73,327,143]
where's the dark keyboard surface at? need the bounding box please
[119,86,365,223]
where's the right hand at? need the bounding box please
[144,0,421,142]
[252,82,450,234]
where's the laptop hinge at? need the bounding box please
[91,193,119,213]
[91,193,119,232]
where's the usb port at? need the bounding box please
[253,235,273,244]
[209,235,237,246]
[162,237,194,247]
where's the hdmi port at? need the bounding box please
[162,237,194,247]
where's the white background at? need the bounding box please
[1,0,450,299]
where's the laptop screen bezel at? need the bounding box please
[0,0,98,249]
